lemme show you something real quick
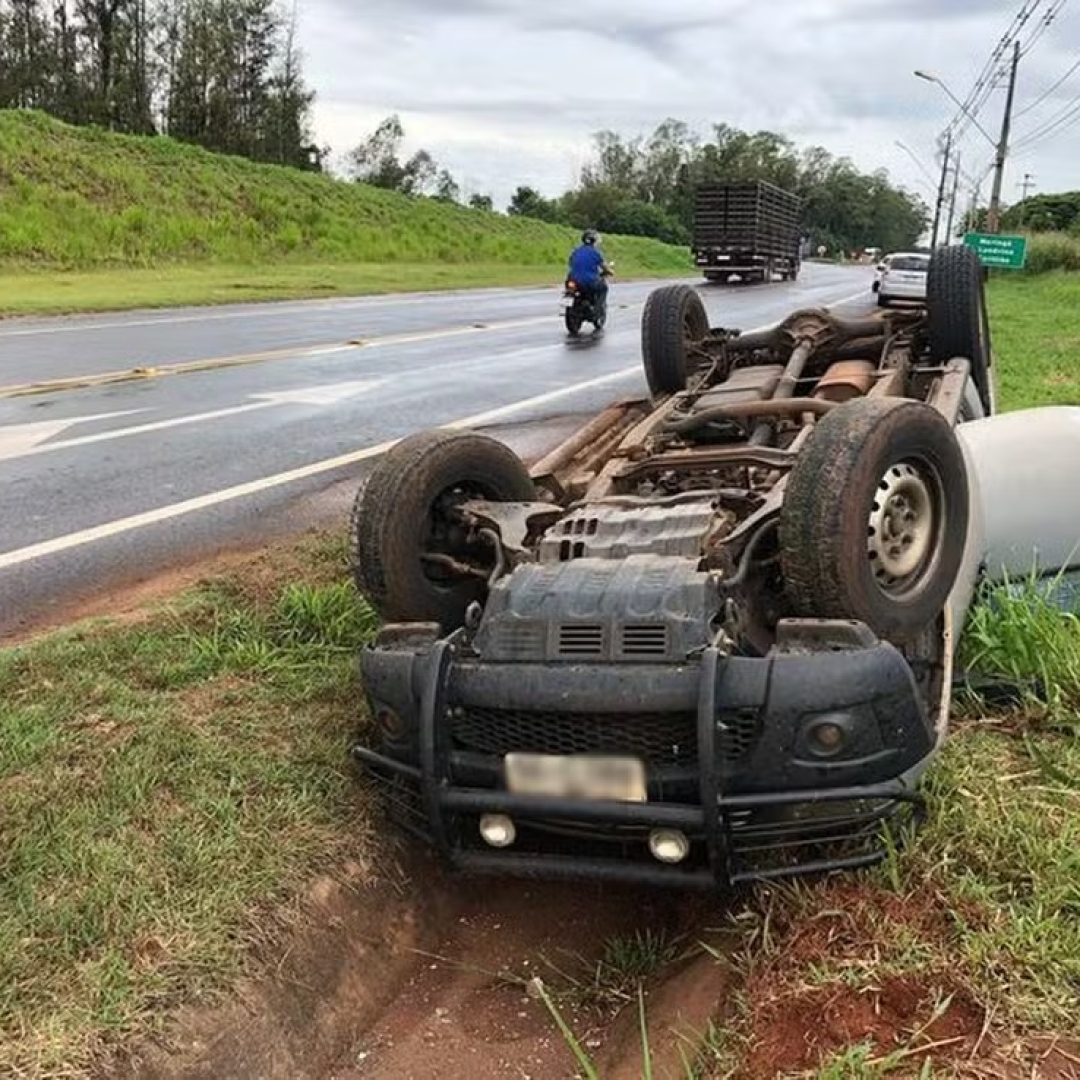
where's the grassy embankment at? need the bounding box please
[0,110,689,316]
[0,273,1077,1076]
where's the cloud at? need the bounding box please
[297,0,1080,209]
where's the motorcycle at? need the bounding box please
[561,265,614,337]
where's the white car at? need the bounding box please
[871,253,893,293]
[878,252,930,307]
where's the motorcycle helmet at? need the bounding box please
[582,229,599,245]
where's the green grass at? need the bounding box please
[1021,231,1080,274]
[0,534,379,1075]
[988,271,1080,410]
[0,110,688,315]
[0,262,576,316]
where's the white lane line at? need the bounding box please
[825,288,876,308]
[0,410,144,458]
[0,380,384,463]
[0,367,642,570]
[0,285,869,569]
[4,402,274,460]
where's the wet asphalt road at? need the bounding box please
[0,265,873,637]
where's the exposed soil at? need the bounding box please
[102,846,1080,1080]
[331,878,719,1080]
[110,849,466,1080]
[111,844,731,1080]
[741,975,986,1077]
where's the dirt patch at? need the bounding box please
[599,952,735,1080]
[741,975,985,1077]
[998,1038,1080,1079]
[332,879,705,1080]
[100,845,721,1080]
[767,879,990,971]
[110,849,466,1080]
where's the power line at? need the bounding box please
[944,0,1043,145]
[1013,84,1080,146]
[1015,53,1080,117]
[1019,0,1069,53]
[1014,98,1080,149]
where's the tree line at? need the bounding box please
[352,115,929,254]
[999,191,1080,235]
[0,0,317,168]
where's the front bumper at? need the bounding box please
[352,622,934,890]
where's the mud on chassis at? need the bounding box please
[348,246,993,890]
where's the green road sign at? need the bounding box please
[964,232,1028,269]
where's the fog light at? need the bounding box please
[648,829,690,865]
[808,720,847,756]
[479,814,517,849]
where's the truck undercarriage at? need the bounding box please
[349,246,993,889]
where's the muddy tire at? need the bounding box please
[927,244,992,414]
[349,430,535,628]
[780,397,969,642]
[641,284,710,397]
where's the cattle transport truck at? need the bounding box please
[692,180,802,284]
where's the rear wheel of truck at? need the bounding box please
[349,430,535,629]
[641,284,710,397]
[779,397,969,642]
[927,244,992,414]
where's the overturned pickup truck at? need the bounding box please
[349,246,1080,889]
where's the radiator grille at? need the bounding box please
[452,707,698,767]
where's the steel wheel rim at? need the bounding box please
[867,461,941,595]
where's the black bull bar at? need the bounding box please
[352,637,930,890]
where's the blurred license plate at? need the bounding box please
[505,754,647,802]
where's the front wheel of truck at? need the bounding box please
[349,430,536,629]
[779,397,970,643]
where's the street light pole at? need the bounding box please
[1017,173,1036,225]
[945,152,961,243]
[914,70,998,148]
[986,41,1021,234]
[930,131,952,248]
[894,139,938,191]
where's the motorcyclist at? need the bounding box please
[567,229,612,317]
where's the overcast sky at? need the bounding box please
[296,0,1080,212]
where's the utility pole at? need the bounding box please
[986,41,1021,234]
[931,131,952,248]
[945,153,961,244]
[1017,172,1036,225]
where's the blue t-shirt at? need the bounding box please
[568,244,605,285]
